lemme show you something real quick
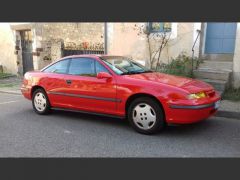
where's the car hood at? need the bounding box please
[125,72,213,93]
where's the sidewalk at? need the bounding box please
[0,86,21,95]
[0,76,239,119]
[0,76,22,95]
[217,100,240,119]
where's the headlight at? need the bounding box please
[188,92,206,99]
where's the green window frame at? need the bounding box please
[148,22,172,33]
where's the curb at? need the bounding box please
[215,110,240,119]
[0,90,21,95]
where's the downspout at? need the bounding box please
[191,29,201,77]
[104,22,108,54]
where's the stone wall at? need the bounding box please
[34,23,104,69]
[40,23,104,44]
[5,23,104,74]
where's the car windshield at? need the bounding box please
[100,56,153,75]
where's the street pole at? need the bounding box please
[104,22,108,54]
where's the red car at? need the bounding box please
[21,55,221,134]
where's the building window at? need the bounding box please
[148,22,172,33]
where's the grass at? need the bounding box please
[0,73,14,79]
[0,73,20,89]
[222,87,240,101]
[0,84,16,88]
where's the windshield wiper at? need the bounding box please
[141,70,154,73]
[121,71,139,75]
[121,70,153,75]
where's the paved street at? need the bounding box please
[0,92,239,157]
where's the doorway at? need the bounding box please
[20,30,33,74]
[205,23,237,54]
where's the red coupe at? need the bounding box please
[21,55,221,134]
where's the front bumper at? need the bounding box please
[169,102,216,110]
[20,85,31,100]
[165,95,221,124]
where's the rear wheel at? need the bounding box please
[32,88,51,115]
[127,97,165,134]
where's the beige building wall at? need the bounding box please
[233,23,240,88]
[107,23,199,66]
[107,23,149,62]
[0,23,18,74]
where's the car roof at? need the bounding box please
[61,54,126,60]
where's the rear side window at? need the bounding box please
[68,58,95,77]
[43,59,69,74]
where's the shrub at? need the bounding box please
[222,87,240,101]
[0,73,13,79]
[156,53,202,78]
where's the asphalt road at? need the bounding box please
[0,92,240,157]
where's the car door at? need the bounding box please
[41,58,71,108]
[63,57,117,115]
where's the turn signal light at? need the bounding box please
[188,92,206,99]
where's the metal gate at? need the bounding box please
[20,30,34,74]
[63,49,104,57]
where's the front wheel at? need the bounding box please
[127,97,165,134]
[32,88,51,115]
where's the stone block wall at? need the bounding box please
[34,23,104,69]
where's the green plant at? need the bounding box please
[222,87,240,101]
[156,53,201,78]
[0,73,13,79]
[0,84,15,88]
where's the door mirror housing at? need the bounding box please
[97,72,112,79]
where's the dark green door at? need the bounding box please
[20,30,33,74]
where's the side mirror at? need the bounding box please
[97,72,112,79]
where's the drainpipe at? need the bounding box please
[191,29,201,77]
[104,22,108,54]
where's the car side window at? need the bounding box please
[68,58,95,77]
[43,59,70,74]
[95,60,110,74]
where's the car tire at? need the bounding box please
[127,97,165,135]
[32,88,51,115]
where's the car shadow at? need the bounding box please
[51,109,129,128]
[163,120,216,135]
[49,109,217,136]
